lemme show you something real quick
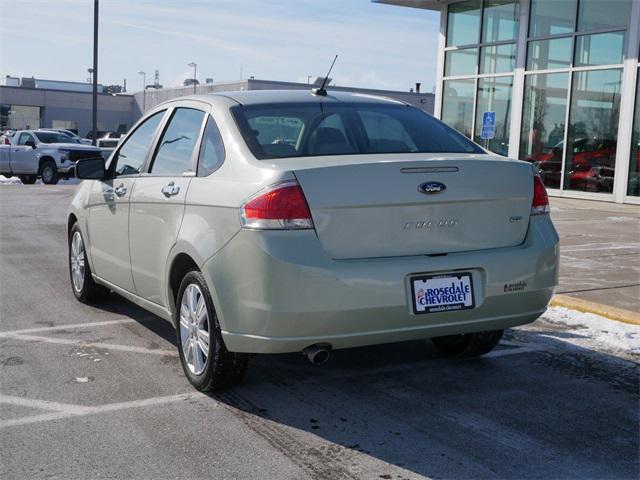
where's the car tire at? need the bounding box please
[68,223,109,303]
[176,270,248,392]
[431,329,504,358]
[39,160,58,185]
[18,175,37,184]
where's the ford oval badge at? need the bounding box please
[418,181,446,194]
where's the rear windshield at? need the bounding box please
[230,102,483,159]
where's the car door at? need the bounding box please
[128,104,208,306]
[85,109,167,293]
[11,132,37,173]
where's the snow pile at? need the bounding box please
[0,175,22,185]
[542,306,640,355]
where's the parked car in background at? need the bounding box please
[85,130,107,141]
[0,129,102,184]
[68,90,559,391]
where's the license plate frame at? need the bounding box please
[410,272,476,315]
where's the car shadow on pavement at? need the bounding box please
[205,329,638,480]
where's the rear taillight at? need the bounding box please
[241,181,314,230]
[531,175,550,215]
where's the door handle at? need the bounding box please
[161,181,180,197]
[114,184,127,197]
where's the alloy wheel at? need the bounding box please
[70,231,85,293]
[179,284,210,375]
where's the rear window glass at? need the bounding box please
[231,102,483,159]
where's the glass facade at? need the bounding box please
[442,79,475,137]
[474,77,512,155]
[629,68,640,196]
[564,69,621,193]
[519,73,570,189]
[438,0,639,202]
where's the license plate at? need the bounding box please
[411,272,475,314]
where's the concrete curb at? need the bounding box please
[550,294,640,326]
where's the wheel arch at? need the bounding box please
[39,155,56,170]
[168,252,201,319]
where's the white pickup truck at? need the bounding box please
[0,130,103,184]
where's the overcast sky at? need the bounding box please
[0,0,439,93]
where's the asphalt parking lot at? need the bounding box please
[0,184,638,480]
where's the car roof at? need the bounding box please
[160,89,408,109]
[212,89,407,106]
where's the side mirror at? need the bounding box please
[25,140,36,148]
[75,157,106,180]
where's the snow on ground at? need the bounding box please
[540,306,640,356]
[0,175,22,185]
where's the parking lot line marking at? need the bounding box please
[0,394,92,414]
[3,333,178,356]
[0,318,139,338]
[0,392,205,429]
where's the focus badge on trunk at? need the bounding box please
[418,181,446,194]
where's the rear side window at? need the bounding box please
[150,108,206,175]
[113,110,165,177]
[231,102,483,159]
[197,116,225,176]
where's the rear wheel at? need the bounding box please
[18,175,37,184]
[176,271,248,392]
[39,160,58,185]
[69,223,109,302]
[431,330,503,358]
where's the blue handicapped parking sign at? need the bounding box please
[481,111,496,140]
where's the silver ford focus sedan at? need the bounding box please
[68,90,559,391]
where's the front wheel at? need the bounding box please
[40,160,58,185]
[176,271,248,392]
[69,223,109,303]
[431,330,504,358]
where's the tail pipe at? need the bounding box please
[303,344,332,366]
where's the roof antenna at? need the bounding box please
[312,55,338,96]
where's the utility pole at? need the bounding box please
[138,71,146,112]
[91,0,99,146]
[188,62,197,94]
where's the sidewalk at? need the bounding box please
[550,197,640,313]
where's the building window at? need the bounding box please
[515,0,632,194]
[628,75,640,197]
[442,0,518,155]
[442,79,475,138]
[576,0,630,32]
[481,0,519,43]
[474,76,513,156]
[519,72,570,189]
[446,0,481,47]
[564,69,622,193]
[529,0,576,38]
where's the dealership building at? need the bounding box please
[379,0,640,204]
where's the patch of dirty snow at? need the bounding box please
[542,306,640,355]
[0,175,22,185]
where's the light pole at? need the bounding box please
[91,0,99,146]
[188,62,197,94]
[138,71,146,112]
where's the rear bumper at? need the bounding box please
[203,216,559,354]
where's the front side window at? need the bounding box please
[112,110,165,177]
[150,108,205,175]
[232,103,483,160]
[197,116,225,176]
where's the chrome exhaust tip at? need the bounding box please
[303,344,331,366]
